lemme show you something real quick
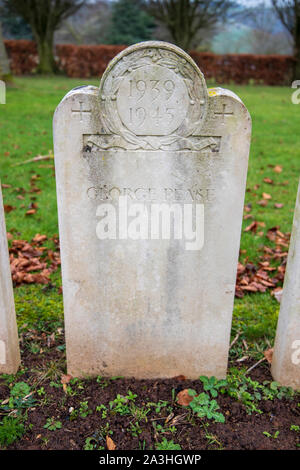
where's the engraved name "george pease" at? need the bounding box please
[86,185,216,203]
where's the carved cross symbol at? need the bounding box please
[72,101,91,122]
[214,104,233,122]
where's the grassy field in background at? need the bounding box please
[0,76,299,360]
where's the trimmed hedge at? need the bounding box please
[4,40,294,85]
[4,40,126,78]
[4,40,38,75]
[56,44,126,78]
[190,51,294,86]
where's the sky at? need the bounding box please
[237,0,272,5]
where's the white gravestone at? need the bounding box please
[54,42,251,379]
[0,184,20,374]
[272,180,300,390]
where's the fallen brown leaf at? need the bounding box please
[4,204,16,213]
[176,389,193,406]
[244,221,258,233]
[9,234,60,287]
[263,348,274,364]
[173,375,186,381]
[106,436,116,450]
[263,178,273,184]
[257,199,268,207]
[61,374,72,384]
[272,287,283,303]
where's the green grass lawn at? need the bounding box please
[0,76,300,358]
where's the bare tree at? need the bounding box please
[55,0,111,45]
[239,2,292,54]
[4,0,85,73]
[247,29,292,54]
[147,0,234,51]
[272,0,300,78]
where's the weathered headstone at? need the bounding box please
[0,184,20,373]
[54,41,251,379]
[272,180,300,390]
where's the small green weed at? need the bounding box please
[188,390,225,423]
[199,376,227,398]
[109,391,137,416]
[263,430,280,439]
[0,416,25,447]
[155,437,181,450]
[79,401,92,418]
[43,417,62,431]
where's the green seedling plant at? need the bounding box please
[153,422,177,435]
[96,376,110,389]
[96,404,108,419]
[0,381,35,448]
[65,385,77,396]
[155,437,181,450]
[84,437,105,450]
[84,437,95,450]
[221,370,262,415]
[96,375,124,389]
[79,401,92,418]
[199,376,227,398]
[98,423,113,440]
[70,377,84,389]
[1,382,36,413]
[0,416,25,448]
[263,430,280,439]
[63,377,84,397]
[147,400,170,414]
[221,368,296,414]
[0,370,26,387]
[131,404,151,421]
[49,381,62,389]
[129,421,142,437]
[188,390,225,423]
[28,342,40,354]
[262,381,295,401]
[109,391,137,416]
[69,408,78,421]
[201,423,224,449]
[43,417,62,431]
[139,439,146,450]
[37,387,45,396]
[41,437,49,447]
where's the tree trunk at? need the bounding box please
[294,15,300,81]
[294,49,300,81]
[0,22,11,79]
[35,33,56,74]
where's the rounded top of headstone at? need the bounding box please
[100,41,206,84]
[99,41,208,141]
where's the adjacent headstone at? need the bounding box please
[54,41,251,379]
[272,180,300,390]
[0,184,20,374]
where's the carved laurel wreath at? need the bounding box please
[99,48,208,151]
